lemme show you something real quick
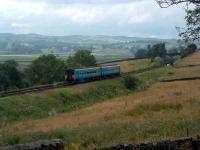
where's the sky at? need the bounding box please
[0,0,187,38]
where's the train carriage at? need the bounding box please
[65,67,101,82]
[65,65,120,83]
[74,67,101,81]
[101,65,120,77]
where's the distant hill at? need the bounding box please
[0,33,180,55]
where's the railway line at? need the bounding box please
[1,57,199,98]
[0,65,161,98]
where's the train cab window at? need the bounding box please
[65,69,74,81]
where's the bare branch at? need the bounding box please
[156,0,200,8]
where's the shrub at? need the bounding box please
[123,76,140,90]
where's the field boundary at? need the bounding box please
[96,137,200,150]
[161,77,200,83]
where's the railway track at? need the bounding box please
[1,61,198,98]
[0,82,72,97]
[0,65,161,98]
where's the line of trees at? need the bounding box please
[0,50,96,91]
[0,43,198,92]
[134,42,198,65]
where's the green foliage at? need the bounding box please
[180,6,200,41]
[0,75,148,124]
[123,76,140,90]
[66,50,96,68]
[0,60,23,91]
[147,43,167,62]
[180,43,197,58]
[152,57,163,66]
[0,79,122,123]
[25,54,65,85]
[135,49,147,59]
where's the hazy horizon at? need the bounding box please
[0,32,179,40]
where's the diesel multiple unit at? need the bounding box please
[65,65,120,82]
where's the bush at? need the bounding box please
[123,76,140,90]
[152,57,163,67]
[135,49,147,59]
[180,43,197,58]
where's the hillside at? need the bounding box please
[0,33,178,54]
[0,33,181,64]
[0,52,199,149]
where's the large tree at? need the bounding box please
[147,43,167,61]
[26,54,65,85]
[156,0,200,8]
[66,50,96,68]
[0,60,22,91]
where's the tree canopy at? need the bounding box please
[135,49,147,59]
[156,0,200,8]
[25,54,65,85]
[0,60,22,91]
[147,43,167,61]
[179,6,200,41]
[156,0,200,41]
[180,43,197,57]
[66,50,96,68]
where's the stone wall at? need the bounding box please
[0,139,64,150]
[96,137,200,150]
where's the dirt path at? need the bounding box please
[2,80,200,134]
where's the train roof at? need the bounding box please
[65,64,120,71]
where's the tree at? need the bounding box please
[156,0,200,8]
[0,60,22,91]
[147,43,167,61]
[66,50,96,68]
[180,43,197,57]
[156,0,200,41]
[179,6,200,41]
[135,49,147,59]
[26,54,65,85]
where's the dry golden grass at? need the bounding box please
[1,52,200,148]
[165,51,200,80]
[2,80,200,135]
[103,59,151,73]
[167,65,200,79]
[176,51,200,67]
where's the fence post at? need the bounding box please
[187,128,189,137]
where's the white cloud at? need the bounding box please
[0,0,46,15]
[0,0,186,38]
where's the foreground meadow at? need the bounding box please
[0,52,199,149]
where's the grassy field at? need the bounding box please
[0,59,166,124]
[0,52,200,149]
[103,59,153,73]
[0,49,134,67]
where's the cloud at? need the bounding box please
[0,0,186,38]
[18,0,143,4]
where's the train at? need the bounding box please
[64,64,120,82]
